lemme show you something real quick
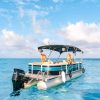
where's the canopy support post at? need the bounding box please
[47,50,53,61]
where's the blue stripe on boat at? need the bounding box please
[32,66,66,71]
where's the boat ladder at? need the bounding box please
[36,71,47,81]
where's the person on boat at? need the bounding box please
[66,53,73,64]
[39,50,47,62]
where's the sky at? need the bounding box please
[0,0,100,58]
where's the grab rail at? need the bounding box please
[36,71,47,81]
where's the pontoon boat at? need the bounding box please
[11,45,85,95]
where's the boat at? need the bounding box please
[11,45,85,94]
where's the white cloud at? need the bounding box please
[42,38,55,45]
[1,29,24,47]
[52,0,64,3]
[15,0,25,5]
[82,0,98,3]
[43,38,51,45]
[28,10,50,34]
[60,21,100,44]
[59,21,100,57]
[34,19,50,34]
[19,7,24,18]
[0,29,37,57]
[34,5,41,9]
[0,0,59,35]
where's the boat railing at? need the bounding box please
[27,78,34,84]
[36,71,41,80]
[36,71,47,81]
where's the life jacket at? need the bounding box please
[66,53,72,64]
[41,53,47,62]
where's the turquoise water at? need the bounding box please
[0,58,100,100]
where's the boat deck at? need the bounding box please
[28,61,81,66]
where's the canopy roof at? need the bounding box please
[38,45,83,54]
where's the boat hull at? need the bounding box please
[45,70,82,89]
[24,69,83,90]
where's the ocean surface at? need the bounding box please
[0,58,100,100]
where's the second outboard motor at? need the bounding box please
[12,68,25,93]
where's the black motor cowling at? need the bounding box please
[12,68,25,92]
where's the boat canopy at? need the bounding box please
[38,45,83,54]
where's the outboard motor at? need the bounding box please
[11,68,25,96]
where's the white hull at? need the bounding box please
[24,70,83,90]
[46,70,82,89]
